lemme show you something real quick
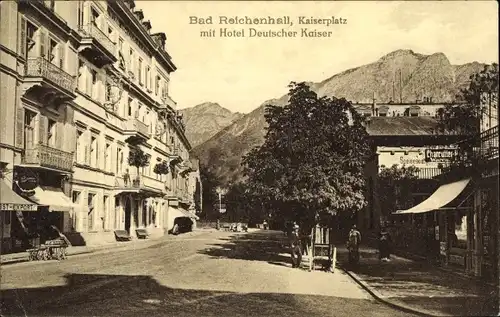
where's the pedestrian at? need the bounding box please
[347,225,361,265]
[290,223,302,268]
[379,227,392,261]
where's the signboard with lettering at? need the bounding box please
[425,149,459,163]
[17,175,38,191]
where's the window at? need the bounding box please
[104,142,111,171]
[90,7,99,27]
[88,193,95,231]
[129,49,134,74]
[24,109,36,150]
[76,130,85,164]
[116,146,123,175]
[47,119,56,146]
[107,25,113,40]
[145,66,150,89]
[78,60,85,91]
[127,98,133,117]
[90,136,98,168]
[25,21,38,58]
[138,58,143,85]
[155,76,160,95]
[90,69,98,99]
[48,38,57,63]
[103,195,109,230]
[118,38,125,70]
[72,191,81,204]
[114,196,120,229]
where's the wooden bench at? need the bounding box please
[136,228,149,239]
[114,230,132,242]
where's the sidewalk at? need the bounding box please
[337,246,498,317]
[1,229,213,265]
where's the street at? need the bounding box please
[1,230,416,317]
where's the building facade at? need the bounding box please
[0,0,201,252]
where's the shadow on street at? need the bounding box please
[1,272,394,317]
[198,230,292,265]
[336,247,499,317]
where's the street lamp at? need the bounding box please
[215,187,227,214]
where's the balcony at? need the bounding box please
[123,118,150,144]
[23,57,76,104]
[415,168,444,180]
[22,143,73,173]
[160,93,177,110]
[480,126,499,161]
[115,174,163,196]
[78,23,117,67]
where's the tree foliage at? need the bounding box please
[128,147,150,174]
[437,63,499,135]
[199,165,221,219]
[242,82,372,228]
[153,160,170,175]
[378,164,420,215]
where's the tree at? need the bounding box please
[437,63,499,135]
[378,164,420,216]
[199,165,221,220]
[128,147,150,178]
[242,82,371,231]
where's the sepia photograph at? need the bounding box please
[0,1,498,316]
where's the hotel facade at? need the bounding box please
[0,0,201,252]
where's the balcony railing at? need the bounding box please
[23,143,73,172]
[125,118,150,137]
[480,126,499,160]
[79,23,116,56]
[25,57,76,92]
[415,168,444,179]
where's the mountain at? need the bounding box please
[180,102,244,147]
[192,50,488,184]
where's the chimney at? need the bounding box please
[133,9,144,22]
[142,20,152,33]
[151,32,166,50]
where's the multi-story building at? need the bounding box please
[0,0,201,252]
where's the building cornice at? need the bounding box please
[107,1,176,74]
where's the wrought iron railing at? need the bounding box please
[125,118,150,137]
[79,23,116,55]
[23,143,73,171]
[480,126,499,160]
[25,57,76,92]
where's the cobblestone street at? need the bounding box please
[1,230,417,317]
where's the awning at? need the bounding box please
[171,206,199,220]
[394,178,472,214]
[27,186,75,212]
[0,180,38,212]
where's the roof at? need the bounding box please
[366,117,439,136]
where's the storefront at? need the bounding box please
[0,179,38,254]
[394,178,475,272]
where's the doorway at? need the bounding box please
[125,198,131,234]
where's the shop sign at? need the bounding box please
[17,175,38,191]
[425,148,459,163]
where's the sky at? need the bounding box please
[135,1,499,114]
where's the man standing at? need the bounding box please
[290,223,302,268]
[347,225,361,265]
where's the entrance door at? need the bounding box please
[125,198,131,234]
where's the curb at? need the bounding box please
[342,266,444,317]
[1,230,209,266]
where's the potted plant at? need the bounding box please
[154,159,170,175]
[127,147,150,185]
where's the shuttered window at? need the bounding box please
[18,16,26,57]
